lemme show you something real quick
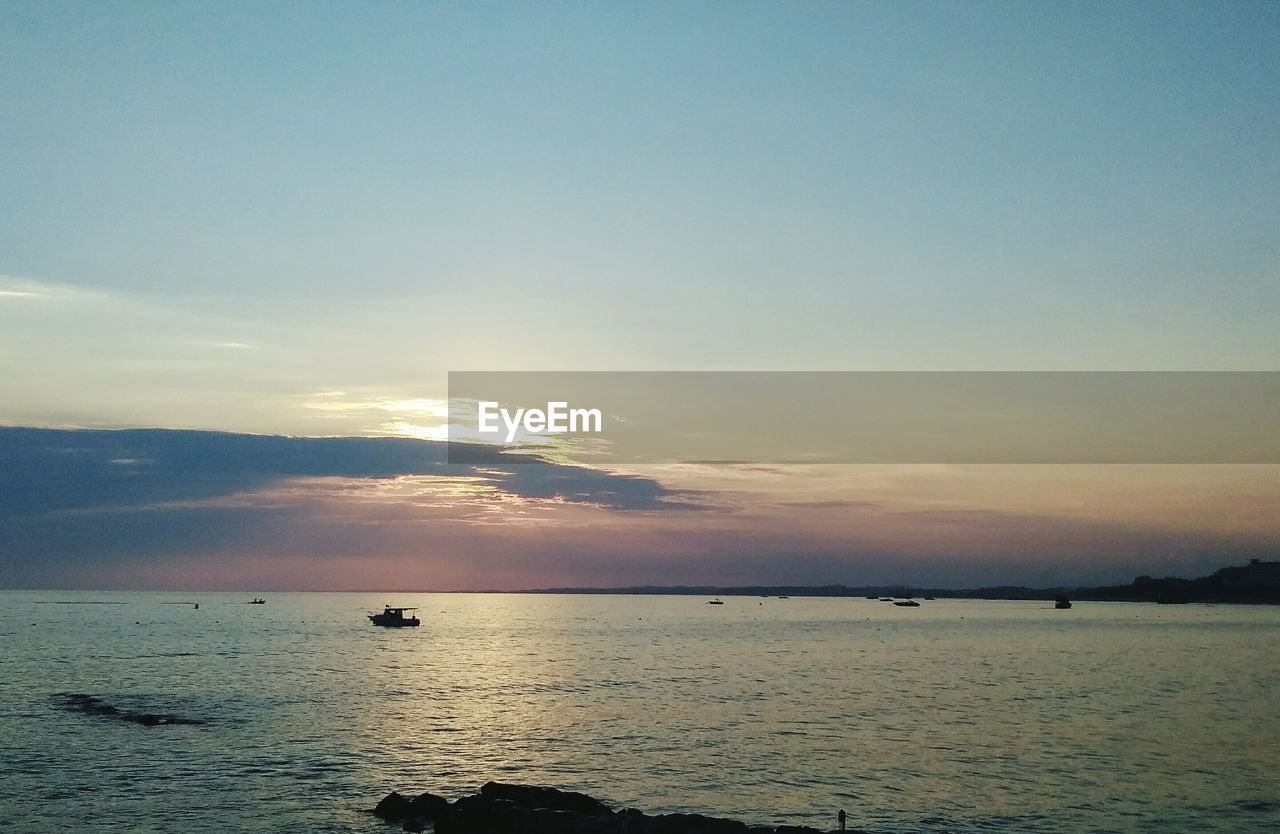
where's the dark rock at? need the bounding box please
[480,782,614,816]
[575,814,630,834]
[647,812,749,834]
[435,795,518,833]
[437,796,617,834]
[522,808,591,833]
[610,808,653,834]
[384,785,852,834]
[409,791,451,820]
[373,791,414,821]
[56,693,204,726]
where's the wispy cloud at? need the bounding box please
[0,276,100,302]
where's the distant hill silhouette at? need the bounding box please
[516,559,1280,604]
[1075,558,1280,604]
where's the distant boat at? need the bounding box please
[893,600,920,607]
[878,597,893,602]
[924,596,937,601]
[1055,594,1072,609]
[707,599,724,605]
[777,595,789,599]
[248,598,265,605]
[368,606,421,627]
[865,596,878,600]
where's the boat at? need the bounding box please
[893,600,920,607]
[878,597,893,602]
[368,606,421,627]
[248,598,265,605]
[1054,594,1072,609]
[707,599,724,605]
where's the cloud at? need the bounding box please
[0,276,86,301]
[2,428,1275,591]
[0,427,682,517]
[0,427,698,586]
[0,277,325,435]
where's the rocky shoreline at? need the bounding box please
[374,782,852,834]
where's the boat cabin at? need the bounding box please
[368,606,421,627]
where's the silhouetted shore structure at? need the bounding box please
[374,782,850,833]
[510,559,1280,604]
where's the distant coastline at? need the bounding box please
[8,560,1278,601]
[505,559,1280,605]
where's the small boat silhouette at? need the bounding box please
[248,598,265,605]
[1055,594,1072,609]
[707,599,724,605]
[893,600,920,607]
[368,606,420,627]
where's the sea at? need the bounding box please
[1,592,1277,833]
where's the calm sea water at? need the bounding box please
[1,592,1277,833]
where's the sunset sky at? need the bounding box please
[2,2,1277,589]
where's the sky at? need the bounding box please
[1,2,1277,589]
